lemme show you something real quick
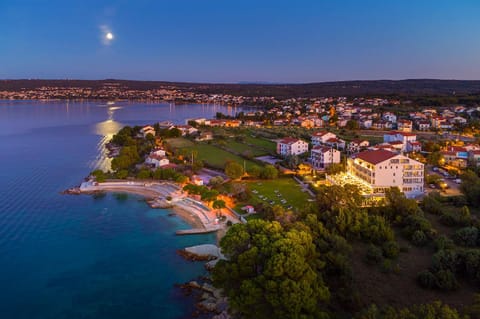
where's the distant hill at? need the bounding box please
[2,79,480,98]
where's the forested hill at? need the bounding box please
[2,79,480,98]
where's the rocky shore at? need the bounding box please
[178,244,231,319]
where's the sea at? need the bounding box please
[0,100,244,319]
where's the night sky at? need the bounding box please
[1,0,479,83]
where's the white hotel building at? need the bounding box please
[346,149,424,198]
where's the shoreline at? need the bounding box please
[74,180,241,241]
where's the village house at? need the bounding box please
[276,137,309,156]
[441,146,469,168]
[310,146,341,169]
[416,120,431,131]
[383,131,417,152]
[196,131,213,141]
[145,154,170,168]
[311,131,336,146]
[397,119,413,132]
[347,139,370,154]
[140,125,156,138]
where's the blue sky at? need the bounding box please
[1,0,479,82]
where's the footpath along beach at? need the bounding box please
[73,180,241,236]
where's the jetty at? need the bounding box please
[176,227,221,235]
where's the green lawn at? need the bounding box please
[224,140,269,157]
[243,135,277,153]
[246,178,311,211]
[170,140,261,170]
[165,137,195,149]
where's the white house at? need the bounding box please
[324,137,346,150]
[347,139,370,154]
[311,131,336,146]
[311,146,341,169]
[151,148,166,157]
[407,141,422,153]
[383,131,417,152]
[347,149,424,198]
[397,119,413,132]
[276,138,309,156]
[145,155,170,168]
[382,112,397,123]
[140,125,156,138]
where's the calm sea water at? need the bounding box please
[0,100,243,319]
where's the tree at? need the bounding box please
[136,169,151,179]
[346,119,359,130]
[316,184,363,212]
[427,151,444,166]
[213,220,330,319]
[225,161,244,179]
[460,170,480,206]
[212,199,226,217]
[325,163,345,175]
[260,165,278,179]
[91,169,106,182]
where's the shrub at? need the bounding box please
[417,270,437,289]
[432,250,460,272]
[434,235,455,251]
[116,169,129,179]
[411,230,428,246]
[380,259,394,273]
[453,227,478,247]
[435,270,459,291]
[439,212,457,227]
[382,241,400,259]
[462,249,480,280]
[366,244,383,265]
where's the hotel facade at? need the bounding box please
[347,149,424,198]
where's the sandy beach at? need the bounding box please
[78,180,240,235]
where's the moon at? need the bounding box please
[106,32,114,40]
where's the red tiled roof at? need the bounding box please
[312,131,329,137]
[355,150,397,164]
[279,137,302,144]
[389,141,404,145]
[312,145,333,153]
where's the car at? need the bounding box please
[454,179,462,184]
[429,184,436,189]
[433,167,439,171]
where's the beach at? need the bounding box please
[78,180,241,236]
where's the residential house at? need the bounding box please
[276,138,309,156]
[397,119,413,132]
[347,139,370,154]
[383,131,417,152]
[310,146,341,169]
[140,125,156,138]
[311,131,336,146]
[145,155,170,168]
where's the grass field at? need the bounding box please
[245,178,311,211]
[243,135,277,153]
[224,140,269,157]
[166,138,261,170]
[165,137,194,149]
